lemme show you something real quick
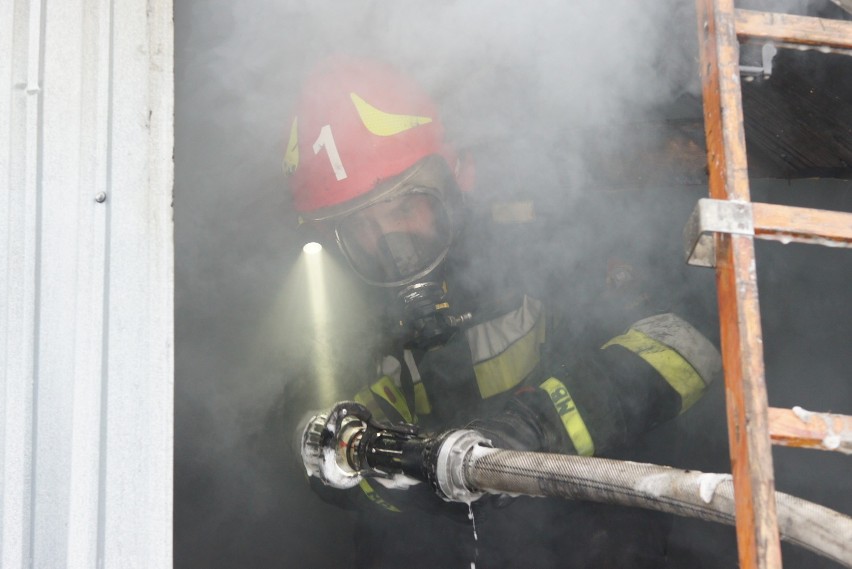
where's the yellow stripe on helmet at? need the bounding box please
[350,92,432,137]
[283,117,299,174]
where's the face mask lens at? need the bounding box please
[336,191,452,286]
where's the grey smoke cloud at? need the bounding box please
[175,1,851,567]
[176,0,708,416]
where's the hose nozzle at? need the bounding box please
[300,402,492,501]
[300,402,370,489]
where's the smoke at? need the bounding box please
[175,1,852,567]
[175,0,701,433]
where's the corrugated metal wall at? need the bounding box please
[1,0,173,567]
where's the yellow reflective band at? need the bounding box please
[354,387,387,422]
[603,328,706,412]
[414,382,431,416]
[350,93,432,137]
[473,313,545,399]
[283,117,298,173]
[540,378,595,456]
[359,479,400,513]
[370,376,414,423]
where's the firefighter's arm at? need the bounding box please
[295,313,720,503]
[471,312,721,455]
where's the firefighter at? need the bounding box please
[283,54,721,568]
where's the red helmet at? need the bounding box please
[284,55,458,218]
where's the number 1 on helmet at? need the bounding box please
[312,124,348,181]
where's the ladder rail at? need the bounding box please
[694,2,852,568]
[695,1,783,568]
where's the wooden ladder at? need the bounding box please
[688,1,852,568]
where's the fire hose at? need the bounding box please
[301,402,852,568]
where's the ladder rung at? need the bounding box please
[735,9,852,51]
[753,203,852,247]
[684,199,852,267]
[769,407,852,453]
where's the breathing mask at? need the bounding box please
[315,157,472,348]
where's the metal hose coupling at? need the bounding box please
[430,429,492,503]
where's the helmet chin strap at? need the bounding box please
[388,266,473,351]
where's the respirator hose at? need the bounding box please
[461,446,852,568]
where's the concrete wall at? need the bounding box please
[1,0,173,567]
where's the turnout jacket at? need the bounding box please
[291,212,723,568]
[340,291,721,515]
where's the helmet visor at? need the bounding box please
[336,189,453,287]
